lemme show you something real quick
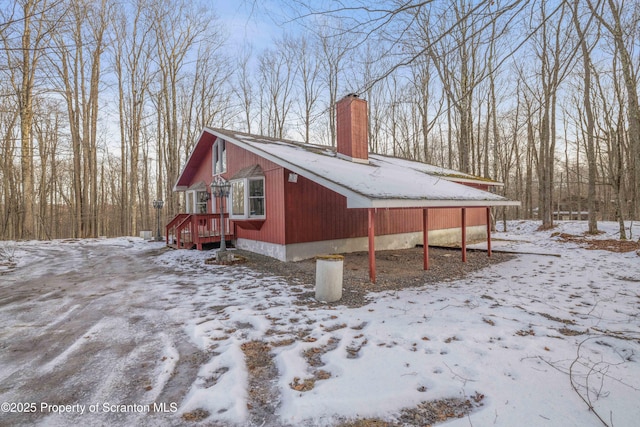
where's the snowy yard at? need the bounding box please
[0,221,639,426]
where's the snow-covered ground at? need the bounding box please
[0,221,639,426]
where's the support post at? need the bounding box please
[368,208,376,283]
[153,199,164,242]
[486,207,492,257]
[219,211,227,251]
[423,208,429,270]
[461,208,467,262]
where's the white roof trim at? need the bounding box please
[358,199,521,209]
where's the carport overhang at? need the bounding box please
[358,199,520,284]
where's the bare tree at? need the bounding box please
[410,55,442,164]
[318,22,352,146]
[593,52,629,238]
[234,47,255,134]
[153,0,210,218]
[1,0,53,239]
[571,0,599,234]
[257,35,298,139]
[111,0,154,235]
[293,35,323,143]
[32,98,62,239]
[587,0,640,224]
[416,0,489,174]
[527,2,577,228]
[50,0,110,238]
[0,100,19,239]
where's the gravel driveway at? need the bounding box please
[0,239,213,426]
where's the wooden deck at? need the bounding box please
[166,213,234,250]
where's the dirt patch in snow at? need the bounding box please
[336,394,484,427]
[552,232,640,253]
[241,340,281,425]
[240,246,514,308]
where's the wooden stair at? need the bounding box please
[165,213,233,250]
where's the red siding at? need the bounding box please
[224,143,286,245]
[190,145,214,185]
[283,172,487,245]
[428,207,486,229]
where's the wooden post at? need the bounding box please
[368,208,376,283]
[461,208,467,262]
[423,208,429,270]
[486,207,492,257]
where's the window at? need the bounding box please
[212,139,227,175]
[249,179,265,216]
[186,190,209,213]
[186,192,195,214]
[196,191,209,214]
[230,177,265,219]
[231,180,245,216]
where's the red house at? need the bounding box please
[168,94,518,281]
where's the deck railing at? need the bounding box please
[166,213,232,249]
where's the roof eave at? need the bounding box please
[348,198,521,209]
[173,128,216,191]
[444,177,505,187]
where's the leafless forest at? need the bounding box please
[1,0,638,240]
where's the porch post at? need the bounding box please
[368,208,376,283]
[423,208,429,270]
[486,207,492,257]
[461,208,467,263]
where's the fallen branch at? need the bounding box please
[569,337,611,427]
[422,244,562,257]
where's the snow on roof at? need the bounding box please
[196,128,519,209]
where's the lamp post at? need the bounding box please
[152,199,164,241]
[210,177,231,253]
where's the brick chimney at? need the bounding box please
[336,93,369,164]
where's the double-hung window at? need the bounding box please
[196,191,208,213]
[248,179,265,217]
[231,180,245,216]
[230,177,265,219]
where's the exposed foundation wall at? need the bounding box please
[236,225,487,262]
[428,225,487,247]
[235,238,288,261]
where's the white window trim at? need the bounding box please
[212,139,227,176]
[187,190,209,214]
[186,190,196,214]
[229,177,266,220]
[195,191,208,214]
